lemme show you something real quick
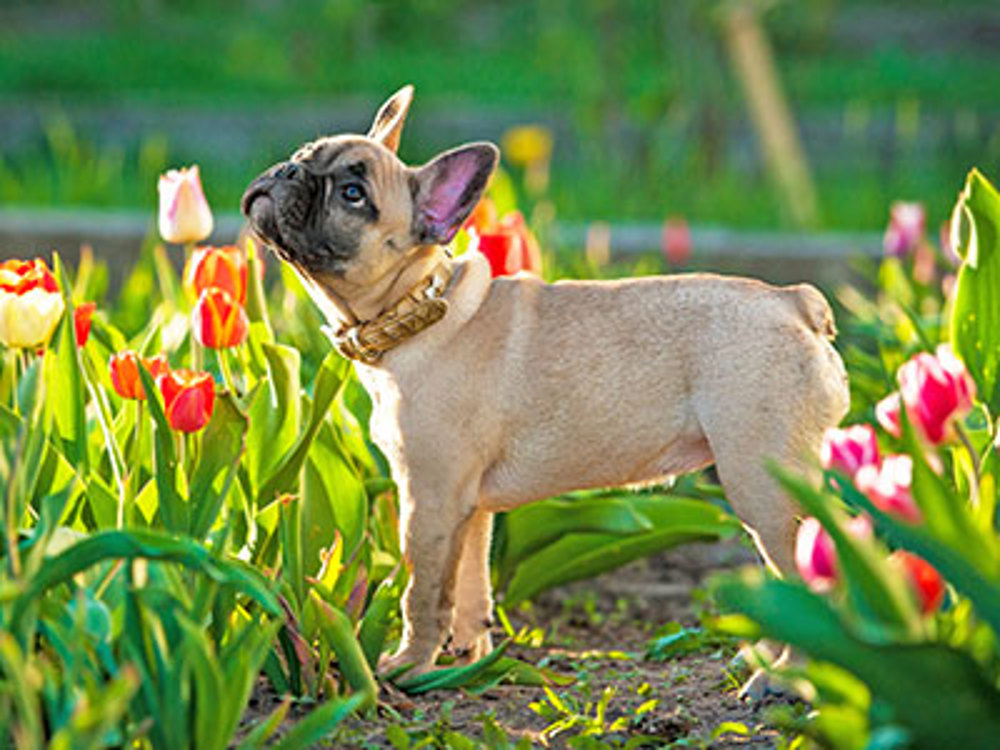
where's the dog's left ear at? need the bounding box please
[368,85,414,153]
[413,143,499,245]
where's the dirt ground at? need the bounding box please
[241,536,803,748]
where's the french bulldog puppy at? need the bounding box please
[242,86,849,678]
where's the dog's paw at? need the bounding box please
[450,632,493,664]
[737,668,804,705]
[378,647,436,680]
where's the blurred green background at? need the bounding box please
[1,0,998,231]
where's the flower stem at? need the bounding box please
[217,347,238,398]
[954,421,981,510]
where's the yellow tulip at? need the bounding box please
[0,286,65,349]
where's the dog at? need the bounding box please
[242,85,850,679]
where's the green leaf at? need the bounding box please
[256,353,349,506]
[269,694,364,750]
[501,497,737,605]
[246,342,300,495]
[950,168,1000,414]
[48,254,89,471]
[138,365,184,533]
[712,571,1000,750]
[309,592,378,711]
[10,528,280,636]
[189,393,248,539]
[396,641,512,694]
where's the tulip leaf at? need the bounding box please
[501,497,737,606]
[309,592,378,711]
[950,168,1000,414]
[139,365,184,533]
[48,255,88,472]
[246,342,301,496]
[712,571,1000,750]
[189,392,248,540]
[256,353,349,505]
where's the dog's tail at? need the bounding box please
[786,283,837,339]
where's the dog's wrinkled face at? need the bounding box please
[242,85,498,290]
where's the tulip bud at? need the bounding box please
[890,550,945,614]
[795,515,872,592]
[882,201,925,258]
[74,302,96,347]
[855,454,921,523]
[475,232,521,278]
[898,345,976,444]
[191,288,249,349]
[820,424,880,478]
[183,245,248,304]
[0,258,65,349]
[109,351,170,400]
[158,165,214,245]
[875,392,902,438]
[157,368,216,433]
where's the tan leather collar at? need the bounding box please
[329,263,454,365]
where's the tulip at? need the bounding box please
[501,124,553,169]
[875,392,902,438]
[472,210,542,278]
[158,165,214,244]
[109,351,170,400]
[898,345,975,444]
[184,245,247,304]
[475,233,520,278]
[498,211,542,274]
[820,424,880,478]
[882,201,925,258]
[192,287,248,349]
[157,368,216,433]
[661,218,692,267]
[795,515,872,592]
[0,258,64,349]
[74,302,96,347]
[463,197,498,236]
[855,454,921,524]
[891,550,945,614]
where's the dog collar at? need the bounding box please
[329,264,454,365]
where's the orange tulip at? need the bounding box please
[74,302,96,347]
[157,368,216,433]
[191,287,248,349]
[184,245,247,304]
[109,351,170,400]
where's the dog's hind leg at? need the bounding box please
[450,508,495,663]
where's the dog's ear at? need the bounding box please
[367,85,414,153]
[413,143,499,245]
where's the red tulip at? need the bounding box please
[74,302,96,347]
[0,258,59,295]
[191,288,248,349]
[109,351,170,400]
[469,205,542,277]
[796,515,872,592]
[661,217,692,266]
[157,368,216,433]
[891,550,945,614]
[883,201,925,258]
[855,454,921,524]
[875,392,902,438]
[820,424,880,478]
[184,245,247,304]
[898,345,976,444]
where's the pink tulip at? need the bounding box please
[882,201,925,258]
[855,454,921,523]
[898,345,976,444]
[661,217,692,266]
[820,424,880,478]
[158,165,214,244]
[875,392,902,438]
[796,515,872,592]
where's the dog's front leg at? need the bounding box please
[450,508,494,662]
[379,479,479,677]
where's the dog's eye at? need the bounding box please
[340,183,367,206]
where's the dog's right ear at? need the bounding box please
[413,143,499,245]
[368,85,414,154]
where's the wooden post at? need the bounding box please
[720,1,820,228]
